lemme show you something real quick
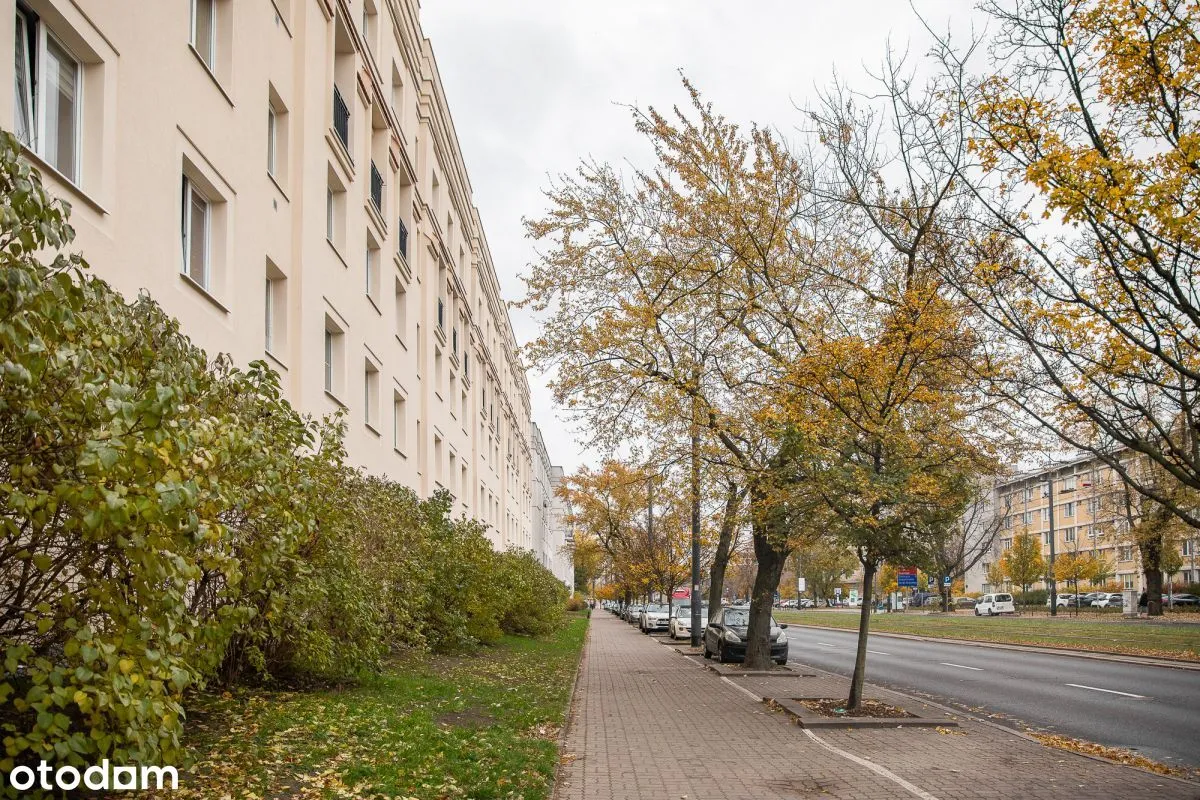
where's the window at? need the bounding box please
[15,7,82,184]
[181,177,211,288]
[266,86,289,186]
[267,106,277,176]
[191,0,216,69]
[1119,546,1133,562]
[1122,574,1134,590]
[323,316,345,397]
[1043,531,1051,546]
[1041,507,1050,522]
[1183,539,1195,557]
[1064,527,1076,543]
[265,260,287,353]
[1001,538,1012,551]
[1062,501,1075,518]
[363,360,379,429]
[326,167,346,249]
[394,278,408,343]
[365,235,381,302]
[393,392,406,452]
[1022,511,1034,526]
[434,435,443,483]
[434,348,443,397]
[1062,475,1076,492]
[1024,487,1034,503]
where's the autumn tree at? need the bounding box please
[1003,533,1047,605]
[986,558,1008,591]
[932,0,1200,531]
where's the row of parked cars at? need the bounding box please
[1047,591,1199,608]
[603,601,790,665]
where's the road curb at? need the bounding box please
[782,623,1200,670]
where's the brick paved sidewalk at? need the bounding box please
[554,614,1200,800]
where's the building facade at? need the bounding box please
[549,464,575,591]
[974,455,1199,594]
[2,0,544,551]
[531,423,572,588]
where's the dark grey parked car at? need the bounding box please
[702,607,789,665]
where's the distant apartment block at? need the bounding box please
[972,454,1199,593]
[2,0,561,555]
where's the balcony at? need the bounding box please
[437,297,445,330]
[397,217,409,261]
[332,86,350,152]
[370,161,384,215]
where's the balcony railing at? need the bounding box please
[332,86,350,151]
[397,218,409,261]
[437,297,444,330]
[369,161,384,214]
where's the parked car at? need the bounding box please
[702,607,789,665]
[953,596,977,609]
[846,596,863,608]
[669,605,708,639]
[1164,593,1199,607]
[623,604,644,623]
[975,593,1016,616]
[798,598,815,608]
[1091,592,1124,608]
[639,603,671,634]
[1046,593,1085,608]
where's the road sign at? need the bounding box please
[834,587,842,597]
[897,569,918,587]
[943,575,952,587]
[798,578,807,592]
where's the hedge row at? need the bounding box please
[0,131,567,787]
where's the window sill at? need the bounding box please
[327,238,349,269]
[366,199,387,237]
[264,348,288,372]
[326,130,355,178]
[268,171,290,203]
[394,333,408,352]
[366,293,382,315]
[365,422,381,437]
[20,146,109,215]
[188,46,235,107]
[179,272,231,313]
[324,390,347,409]
[394,447,407,459]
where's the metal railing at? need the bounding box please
[397,218,409,260]
[332,86,350,151]
[369,161,383,214]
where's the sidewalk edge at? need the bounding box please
[551,613,590,800]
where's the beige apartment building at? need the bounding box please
[2,0,547,553]
[978,455,1199,594]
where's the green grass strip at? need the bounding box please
[140,613,589,800]
[775,610,1200,661]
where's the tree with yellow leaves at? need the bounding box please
[932,0,1200,532]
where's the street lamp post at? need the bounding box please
[1048,472,1057,617]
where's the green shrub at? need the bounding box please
[0,130,571,791]
[565,596,588,612]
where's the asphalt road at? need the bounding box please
[784,625,1200,768]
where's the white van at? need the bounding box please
[974,593,1015,616]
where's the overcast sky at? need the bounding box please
[421,1,974,474]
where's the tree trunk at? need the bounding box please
[744,519,788,669]
[1144,566,1164,617]
[847,559,878,710]
[707,482,743,619]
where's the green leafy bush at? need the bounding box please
[0,130,569,791]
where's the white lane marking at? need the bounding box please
[802,729,942,800]
[816,642,837,648]
[1065,683,1145,698]
[867,650,891,656]
[720,676,764,702]
[940,662,984,671]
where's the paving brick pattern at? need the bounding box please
[555,614,1200,800]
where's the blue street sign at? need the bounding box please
[897,571,918,587]
[943,575,952,587]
